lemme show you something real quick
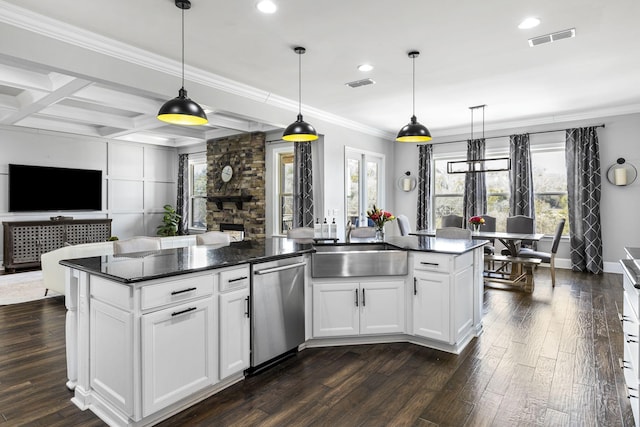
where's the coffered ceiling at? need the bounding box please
[0,0,639,146]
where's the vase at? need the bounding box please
[471,224,480,234]
[375,227,385,241]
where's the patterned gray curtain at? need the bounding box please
[176,154,189,235]
[463,138,487,222]
[417,144,433,231]
[565,127,603,274]
[293,141,314,228]
[509,133,535,218]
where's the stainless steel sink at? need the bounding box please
[311,243,408,278]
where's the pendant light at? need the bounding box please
[157,0,208,126]
[282,46,318,142]
[396,51,432,143]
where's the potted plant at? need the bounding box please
[157,204,181,236]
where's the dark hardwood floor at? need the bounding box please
[0,269,634,426]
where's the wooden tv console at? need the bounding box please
[2,218,112,272]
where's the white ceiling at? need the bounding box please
[0,0,639,146]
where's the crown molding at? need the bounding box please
[431,103,640,140]
[0,1,390,140]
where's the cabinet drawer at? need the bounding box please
[623,342,640,425]
[219,265,250,292]
[141,274,214,311]
[413,253,452,273]
[625,273,640,320]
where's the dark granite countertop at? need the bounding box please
[59,239,313,284]
[313,236,486,254]
[621,259,640,288]
[384,235,487,254]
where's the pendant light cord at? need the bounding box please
[412,55,416,117]
[181,5,185,89]
[298,51,302,115]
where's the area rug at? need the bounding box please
[0,270,61,305]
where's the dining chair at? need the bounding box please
[196,231,232,247]
[287,227,315,243]
[503,215,536,251]
[436,227,472,240]
[517,218,566,287]
[441,214,464,228]
[480,215,496,255]
[396,214,411,236]
[113,236,161,255]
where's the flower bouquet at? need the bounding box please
[468,215,485,233]
[367,205,395,240]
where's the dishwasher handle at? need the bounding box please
[253,261,306,275]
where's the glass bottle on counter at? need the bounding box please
[314,218,321,238]
[330,218,337,239]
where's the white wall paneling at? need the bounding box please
[144,147,177,182]
[110,180,144,212]
[108,143,144,179]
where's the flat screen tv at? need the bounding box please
[9,164,102,212]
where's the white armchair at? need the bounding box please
[196,231,231,248]
[113,236,162,255]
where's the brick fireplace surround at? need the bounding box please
[206,132,265,240]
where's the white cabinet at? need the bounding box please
[412,270,450,342]
[219,285,250,379]
[141,297,217,417]
[621,259,640,427]
[90,298,134,416]
[313,279,405,338]
[411,251,473,345]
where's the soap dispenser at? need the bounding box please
[321,218,329,238]
[330,218,337,239]
[314,218,321,238]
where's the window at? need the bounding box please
[278,151,294,233]
[432,140,568,236]
[188,157,207,230]
[530,148,569,236]
[345,148,384,225]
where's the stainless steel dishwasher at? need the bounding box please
[250,256,306,371]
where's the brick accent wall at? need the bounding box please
[206,132,265,240]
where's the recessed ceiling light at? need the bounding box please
[357,64,374,72]
[256,0,277,14]
[518,17,541,29]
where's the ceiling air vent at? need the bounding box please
[345,78,376,88]
[528,28,575,47]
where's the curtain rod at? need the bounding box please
[432,123,606,145]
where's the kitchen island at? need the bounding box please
[60,236,486,427]
[60,239,313,427]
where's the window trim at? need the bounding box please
[187,153,207,232]
[344,146,385,224]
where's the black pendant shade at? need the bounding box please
[157,0,208,126]
[158,87,208,125]
[282,113,318,142]
[282,46,318,142]
[396,115,432,142]
[396,51,431,143]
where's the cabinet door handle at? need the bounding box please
[171,307,197,317]
[620,358,630,370]
[171,287,197,295]
[355,289,359,307]
[628,386,639,399]
[244,296,250,318]
[362,288,366,307]
[414,277,417,295]
[420,262,439,267]
[619,312,632,322]
[229,276,248,283]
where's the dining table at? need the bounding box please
[411,229,546,292]
[410,229,544,257]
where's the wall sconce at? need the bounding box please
[398,171,417,192]
[606,157,637,186]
